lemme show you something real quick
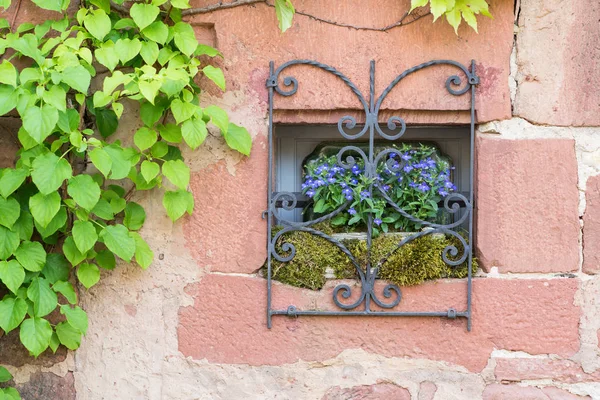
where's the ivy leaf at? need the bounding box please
[27,277,58,317]
[0,84,17,116]
[91,199,114,220]
[162,160,190,189]
[67,175,101,211]
[124,202,146,231]
[55,321,82,350]
[31,0,64,12]
[83,8,111,41]
[29,191,61,228]
[103,145,132,180]
[430,0,453,21]
[115,38,142,64]
[63,236,87,266]
[203,105,228,134]
[409,0,429,12]
[224,123,252,156]
[48,332,60,354]
[60,305,88,334]
[0,197,20,229]
[130,3,160,30]
[89,148,112,178]
[172,22,197,56]
[72,220,98,254]
[22,104,59,143]
[0,226,20,260]
[133,128,157,153]
[162,190,194,222]
[131,231,153,269]
[96,108,118,137]
[181,118,207,150]
[15,241,46,272]
[445,5,462,33]
[0,297,27,333]
[458,1,478,32]
[140,101,164,127]
[42,85,67,112]
[0,60,17,87]
[170,0,190,9]
[31,152,73,195]
[52,281,77,304]
[100,224,135,261]
[35,207,67,238]
[142,21,168,44]
[42,253,71,284]
[158,124,181,144]
[96,249,115,270]
[0,366,12,383]
[11,34,44,65]
[170,99,197,124]
[202,65,225,91]
[20,317,52,357]
[95,41,120,72]
[77,263,100,289]
[12,211,33,241]
[0,260,25,294]
[275,0,295,32]
[140,41,159,65]
[139,79,163,105]
[61,65,91,94]
[141,160,160,183]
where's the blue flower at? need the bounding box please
[342,188,352,196]
[340,182,347,188]
[374,218,382,226]
[417,183,430,193]
[438,189,449,197]
[389,152,397,158]
[360,191,370,198]
[348,208,357,215]
[345,195,353,201]
[403,165,414,173]
[328,178,336,184]
[306,190,315,198]
[382,185,391,191]
[350,179,358,185]
[401,153,412,161]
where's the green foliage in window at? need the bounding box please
[0,0,252,361]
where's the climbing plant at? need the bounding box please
[273,0,492,33]
[0,0,252,370]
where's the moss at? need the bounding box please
[269,224,477,290]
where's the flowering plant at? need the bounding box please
[302,143,456,234]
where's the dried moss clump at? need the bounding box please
[269,225,477,290]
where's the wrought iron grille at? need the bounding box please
[265,59,478,330]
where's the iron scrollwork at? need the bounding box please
[266,59,478,330]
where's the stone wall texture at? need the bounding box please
[3,0,600,399]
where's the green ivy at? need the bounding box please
[0,0,252,363]
[274,0,492,33]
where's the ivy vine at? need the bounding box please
[0,0,252,380]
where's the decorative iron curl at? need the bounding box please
[445,74,470,96]
[333,283,366,310]
[338,115,370,140]
[373,148,406,175]
[374,115,407,140]
[370,283,402,308]
[336,146,370,172]
[439,229,470,266]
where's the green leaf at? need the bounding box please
[162,160,189,189]
[224,123,252,156]
[430,0,453,21]
[0,226,19,260]
[203,105,228,134]
[12,211,33,241]
[0,366,12,383]
[172,22,197,56]
[42,253,70,284]
[29,191,61,228]
[140,160,160,183]
[142,21,168,44]
[63,236,86,266]
[170,99,197,124]
[181,118,207,150]
[31,0,64,12]
[72,220,98,254]
[0,84,17,116]
[48,332,60,354]
[15,241,46,272]
[61,65,91,94]
[140,101,164,127]
[0,197,20,229]
[409,0,429,12]
[91,199,114,220]
[95,108,118,137]
[459,2,478,32]
[42,85,67,112]
[96,249,115,270]
[52,281,77,304]
[131,231,153,269]
[103,145,132,179]
[139,79,162,105]
[83,8,111,41]
[95,41,120,72]
[162,189,193,221]
[35,207,67,238]
[113,18,135,30]
[55,321,81,350]
[22,104,59,143]
[89,148,112,178]
[11,34,44,65]
[20,317,52,357]
[202,65,225,91]
[158,124,182,143]
[140,40,159,65]
[60,305,88,334]
[31,152,72,195]
[0,260,25,294]
[76,262,100,289]
[170,0,190,9]
[67,175,101,211]
[195,44,222,57]
[130,3,160,30]
[0,297,27,333]
[445,5,461,33]
[27,277,57,317]
[57,108,79,133]
[124,202,146,231]
[134,127,158,152]
[100,225,135,261]
[275,0,295,32]
[0,60,17,87]
[115,38,142,64]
